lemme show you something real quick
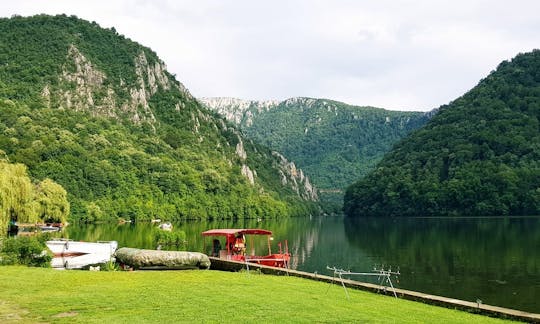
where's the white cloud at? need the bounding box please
[1,0,540,111]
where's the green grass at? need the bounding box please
[0,266,513,323]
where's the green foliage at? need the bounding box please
[100,259,119,271]
[154,229,187,250]
[0,236,52,267]
[0,15,316,223]
[206,98,429,205]
[35,178,70,224]
[0,14,151,108]
[345,50,540,217]
[0,160,37,233]
[0,99,308,221]
[0,160,69,235]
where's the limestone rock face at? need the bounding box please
[241,164,255,185]
[57,45,116,117]
[199,97,279,127]
[45,45,194,127]
[272,151,318,201]
[235,137,247,160]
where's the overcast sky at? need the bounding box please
[2,1,539,111]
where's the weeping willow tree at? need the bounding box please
[35,178,69,224]
[0,159,69,236]
[0,160,37,235]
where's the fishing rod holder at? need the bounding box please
[326,265,400,299]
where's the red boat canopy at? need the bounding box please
[201,228,273,237]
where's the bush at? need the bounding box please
[0,236,52,267]
[154,230,187,250]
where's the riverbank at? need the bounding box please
[208,258,539,322]
[0,266,514,323]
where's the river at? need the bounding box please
[65,216,540,313]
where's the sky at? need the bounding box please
[1,1,539,111]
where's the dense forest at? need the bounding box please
[0,14,318,230]
[202,97,430,207]
[344,50,540,217]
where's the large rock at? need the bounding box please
[115,247,210,270]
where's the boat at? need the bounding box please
[51,252,115,269]
[158,222,173,231]
[12,222,66,236]
[46,239,118,257]
[201,228,290,268]
[39,225,61,232]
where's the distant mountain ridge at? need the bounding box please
[0,14,318,222]
[344,50,540,217]
[200,96,431,207]
[199,97,280,126]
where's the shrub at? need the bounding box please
[154,230,187,250]
[0,236,52,267]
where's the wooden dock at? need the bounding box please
[209,257,540,323]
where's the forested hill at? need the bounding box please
[344,50,540,217]
[201,97,430,206]
[0,14,319,225]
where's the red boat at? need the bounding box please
[202,229,290,268]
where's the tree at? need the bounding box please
[34,178,70,224]
[0,160,38,235]
[0,160,69,235]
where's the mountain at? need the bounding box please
[200,97,430,207]
[344,50,540,217]
[0,14,318,224]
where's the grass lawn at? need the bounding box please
[0,266,514,323]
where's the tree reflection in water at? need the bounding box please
[66,216,540,313]
[344,216,540,313]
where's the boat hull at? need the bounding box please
[51,253,115,269]
[46,240,118,257]
[246,254,290,268]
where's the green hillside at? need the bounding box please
[201,97,430,207]
[344,50,540,217]
[0,14,318,228]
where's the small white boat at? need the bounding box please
[40,225,61,232]
[51,253,115,269]
[158,222,173,231]
[46,239,118,257]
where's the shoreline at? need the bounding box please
[208,257,540,322]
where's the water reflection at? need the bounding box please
[65,216,540,313]
[344,217,540,313]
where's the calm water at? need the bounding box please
[65,216,540,313]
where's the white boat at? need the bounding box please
[158,222,173,231]
[40,225,61,232]
[51,253,115,269]
[46,239,118,257]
